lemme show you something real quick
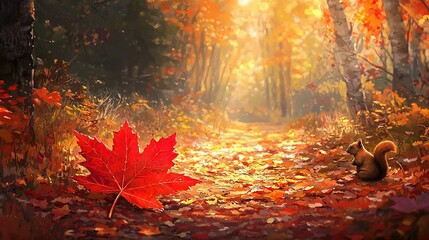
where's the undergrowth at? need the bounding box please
[0,62,229,189]
[293,86,429,160]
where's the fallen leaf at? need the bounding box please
[138,224,160,236]
[74,120,201,218]
[28,199,49,209]
[52,205,70,220]
[308,202,323,208]
[205,196,218,205]
[164,220,175,227]
[52,197,72,204]
[95,223,117,236]
[267,217,275,224]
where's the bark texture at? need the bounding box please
[384,0,415,97]
[0,0,35,100]
[327,0,368,122]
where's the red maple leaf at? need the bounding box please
[74,120,201,218]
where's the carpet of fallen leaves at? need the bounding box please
[1,123,429,239]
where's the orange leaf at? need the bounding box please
[138,224,161,236]
[33,87,62,106]
[52,205,71,220]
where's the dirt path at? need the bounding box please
[1,123,425,239]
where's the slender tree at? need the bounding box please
[0,0,35,104]
[383,0,415,97]
[326,0,368,123]
[284,41,292,118]
[410,23,423,82]
[278,42,288,118]
[194,30,206,93]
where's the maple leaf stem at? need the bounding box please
[108,192,122,219]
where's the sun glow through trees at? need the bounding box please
[238,0,251,6]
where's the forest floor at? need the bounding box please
[1,122,429,239]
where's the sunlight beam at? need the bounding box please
[238,0,251,6]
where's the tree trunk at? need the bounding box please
[279,66,287,118]
[194,30,205,93]
[218,59,234,108]
[284,42,292,118]
[410,24,422,83]
[383,0,415,97]
[259,35,271,112]
[0,0,35,105]
[379,25,388,83]
[263,73,271,111]
[207,45,220,103]
[0,0,35,162]
[270,67,278,110]
[279,41,288,118]
[327,0,368,123]
[202,44,215,102]
[214,49,230,103]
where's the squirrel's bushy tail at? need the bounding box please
[373,141,397,179]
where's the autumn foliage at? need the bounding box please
[1,0,429,238]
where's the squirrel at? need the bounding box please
[346,138,397,181]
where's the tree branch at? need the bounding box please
[356,54,393,76]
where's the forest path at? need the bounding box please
[2,123,417,239]
[175,122,310,202]
[149,122,399,239]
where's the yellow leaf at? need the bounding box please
[205,196,218,205]
[181,198,196,205]
[294,175,306,180]
[419,15,429,26]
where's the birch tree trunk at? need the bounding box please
[326,0,368,123]
[0,0,35,106]
[383,0,415,97]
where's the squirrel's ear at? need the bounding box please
[357,138,363,148]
